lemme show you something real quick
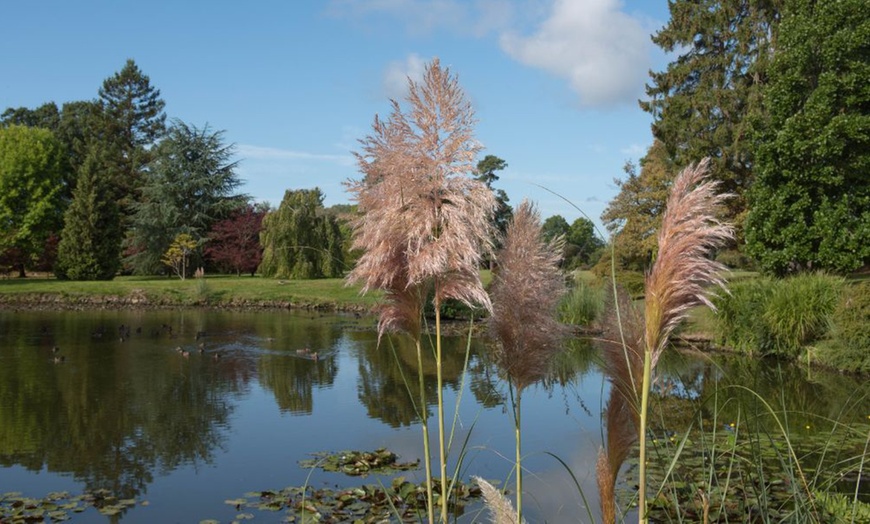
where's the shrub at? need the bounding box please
[558,279,604,327]
[713,277,775,355]
[713,273,844,358]
[817,280,870,373]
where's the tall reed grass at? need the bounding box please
[713,273,845,358]
[346,57,496,524]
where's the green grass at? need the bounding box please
[0,274,380,310]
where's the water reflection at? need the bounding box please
[0,309,867,523]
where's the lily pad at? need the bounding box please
[298,448,419,477]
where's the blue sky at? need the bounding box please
[1,0,671,235]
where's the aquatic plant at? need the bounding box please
[488,200,568,522]
[597,158,734,523]
[346,57,496,524]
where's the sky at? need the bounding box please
[1,0,672,236]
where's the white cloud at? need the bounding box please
[499,0,651,107]
[236,144,354,166]
[620,143,647,157]
[382,53,427,99]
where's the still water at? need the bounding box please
[0,309,868,523]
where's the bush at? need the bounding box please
[713,274,845,358]
[817,280,870,373]
[558,280,604,327]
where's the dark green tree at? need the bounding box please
[601,140,674,270]
[746,0,870,275]
[641,0,780,233]
[565,217,605,268]
[1,102,61,130]
[98,59,166,213]
[0,125,66,277]
[541,215,570,243]
[476,155,512,234]
[55,143,122,280]
[125,120,244,274]
[259,188,343,279]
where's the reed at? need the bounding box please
[596,158,734,523]
[488,200,568,523]
[346,58,495,524]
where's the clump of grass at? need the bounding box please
[596,158,734,524]
[713,273,845,358]
[558,279,604,327]
[817,279,870,373]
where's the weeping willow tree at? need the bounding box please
[258,188,344,279]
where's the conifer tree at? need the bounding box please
[641,0,780,232]
[56,143,122,280]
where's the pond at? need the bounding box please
[0,308,868,523]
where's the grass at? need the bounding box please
[0,274,380,310]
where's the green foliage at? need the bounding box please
[259,188,344,279]
[557,279,604,327]
[746,0,870,275]
[125,120,244,274]
[601,140,673,271]
[98,59,167,215]
[541,214,569,243]
[565,216,604,269]
[55,143,122,280]
[641,1,779,232]
[475,155,512,237]
[817,280,870,373]
[714,274,845,358]
[0,125,66,275]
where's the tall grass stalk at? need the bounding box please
[636,158,734,523]
[346,58,496,523]
[488,201,567,523]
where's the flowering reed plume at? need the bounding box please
[489,200,568,392]
[345,58,496,524]
[488,200,568,522]
[474,477,528,524]
[346,58,497,337]
[636,157,735,523]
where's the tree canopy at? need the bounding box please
[745,0,870,275]
[0,125,66,276]
[259,188,344,279]
[641,0,780,233]
[125,120,244,274]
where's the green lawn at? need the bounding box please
[0,274,380,310]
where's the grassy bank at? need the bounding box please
[0,275,380,311]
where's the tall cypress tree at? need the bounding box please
[641,0,780,234]
[56,143,122,280]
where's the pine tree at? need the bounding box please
[641,0,780,233]
[56,143,122,280]
[98,59,166,215]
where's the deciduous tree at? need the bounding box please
[162,233,197,280]
[0,125,66,277]
[601,140,674,271]
[205,203,267,276]
[746,0,870,275]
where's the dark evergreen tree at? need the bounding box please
[125,120,244,274]
[1,102,60,130]
[476,155,512,235]
[98,59,167,214]
[746,0,870,275]
[56,143,122,280]
[541,215,570,243]
[641,0,780,233]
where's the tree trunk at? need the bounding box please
[17,263,26,278]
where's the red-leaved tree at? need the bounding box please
[205,204,266,276]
